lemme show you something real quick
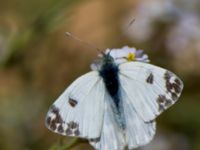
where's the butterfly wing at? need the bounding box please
[90,92,126,150]
[45,71,105,139]
[119,62,183,149]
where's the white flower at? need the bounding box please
[105,46,150,64]
[91,46,150,71]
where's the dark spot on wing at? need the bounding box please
[166,81,173,91]
[46,105,64,131]
[172,83,181,93]
[157,95,165,112]
[146,73,154,84]
[165,99,172,107]
[58,125,64,133]
[90,137,101,143]
[74,129,80,136]
[164,71,171,80]
[66,121,80,136]
[164,71,182,101]
[146,119,155,124]
[69,98,78,107]
[52,105,63,124]
[175,78,181,85]
[157,95,165,103]
[68,121,79,129]
[158,104,165,112]
[171,92,178,101]
[50,120,57,130]
[66,128,73,135]
[156,94,173,112]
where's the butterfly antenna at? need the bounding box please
[65,32,103,55]
[127,18,136,28]
[110,18,135,49]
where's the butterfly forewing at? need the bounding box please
[119,62,184,122]
[45,71,105,139]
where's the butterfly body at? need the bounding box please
[99,54,119,106]
[99,54,126,129]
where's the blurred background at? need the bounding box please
[0,0,200,149]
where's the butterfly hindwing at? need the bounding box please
[119,61,184,122]
[45,71,105,139]
[121,87,156,149]
[90,92,126,150]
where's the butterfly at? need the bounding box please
[45,46,183,150]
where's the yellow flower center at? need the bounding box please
[127,53,135,61]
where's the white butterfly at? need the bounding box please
[45,46,183,150]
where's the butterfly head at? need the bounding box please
[90,51,116,71]
[101,52,115,65]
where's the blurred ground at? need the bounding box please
[0,0,200,150]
